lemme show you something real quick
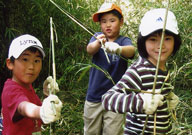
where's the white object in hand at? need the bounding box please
[140,93,164,114]
[105,42,122,55]
[40,95,63,124]
[43,76,60,96]
[167,92,179,110]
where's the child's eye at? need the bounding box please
[110,19,115,22]
[101,20,106,23]
[34,59,41,63]
[111,20,115,22]
[165,37,172,41]
[22,58,28,62]
[149,38,157,41]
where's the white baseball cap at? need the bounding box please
[8,34,45,59]
[139,8,179,36]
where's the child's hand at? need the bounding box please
[43,76,60,96]
[96,34,106,45]
[40,95,63,124]
[104,42,122,55]
[166,92,179,110]
[140,93,164,115]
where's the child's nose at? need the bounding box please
[106,22,111,27]
[28,62,35,69]
[157,40,165,49]
[161,40,166,49]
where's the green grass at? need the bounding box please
[0,0,192,134]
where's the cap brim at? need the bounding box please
[12,45,45,59]
[32,45,45,58]
[141,26,179,36]
[93,9,114,22]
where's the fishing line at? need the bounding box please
[50,0,110,63]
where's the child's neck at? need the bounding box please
[147,58,167,71]
[107,39,115,42]
[12,78,31,90]
[107,35,120,42]
[159,64,167,71]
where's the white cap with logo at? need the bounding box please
[8,34,45,59]
[139,8,179,36]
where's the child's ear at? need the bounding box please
[120,18,124,26]
[6,58,14,70]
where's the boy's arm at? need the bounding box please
[87,39,101,55]
[102,68,144,113]
[17,101,40,119]
[16,95,62,124]
[87,34,106,55]
[102,68,163,115]
[121,45,135,58]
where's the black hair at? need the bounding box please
[137,30,182,58]
[98,9,123,21]
[10,47,43,63]
[10,56,15,63]
[27,47,43,59]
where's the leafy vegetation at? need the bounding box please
[0,0,191,134]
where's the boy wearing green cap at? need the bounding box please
[84,2,135,135]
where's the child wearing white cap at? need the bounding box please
[2,34,63,135]
[84,2,135,135]
[102,8,181,134]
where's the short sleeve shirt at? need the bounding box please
[2,79,42,135]
[86,32,133,102]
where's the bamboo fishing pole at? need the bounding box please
[142,1,170,134]
[50,17,57,95]
[49,17,57,135]
[49,0,110,64]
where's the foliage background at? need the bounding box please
[0,0,191,134]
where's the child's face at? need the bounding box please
[145,33,174,70]
[100,13,123,41]
[8,49,42,89]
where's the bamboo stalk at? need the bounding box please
[50,17,57,114]
[124,88,161,94]
[50,17,56,95]
[49,17,57,135]
[142,116,148,135]
[142,1,170,134]
[154,112,157,134]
